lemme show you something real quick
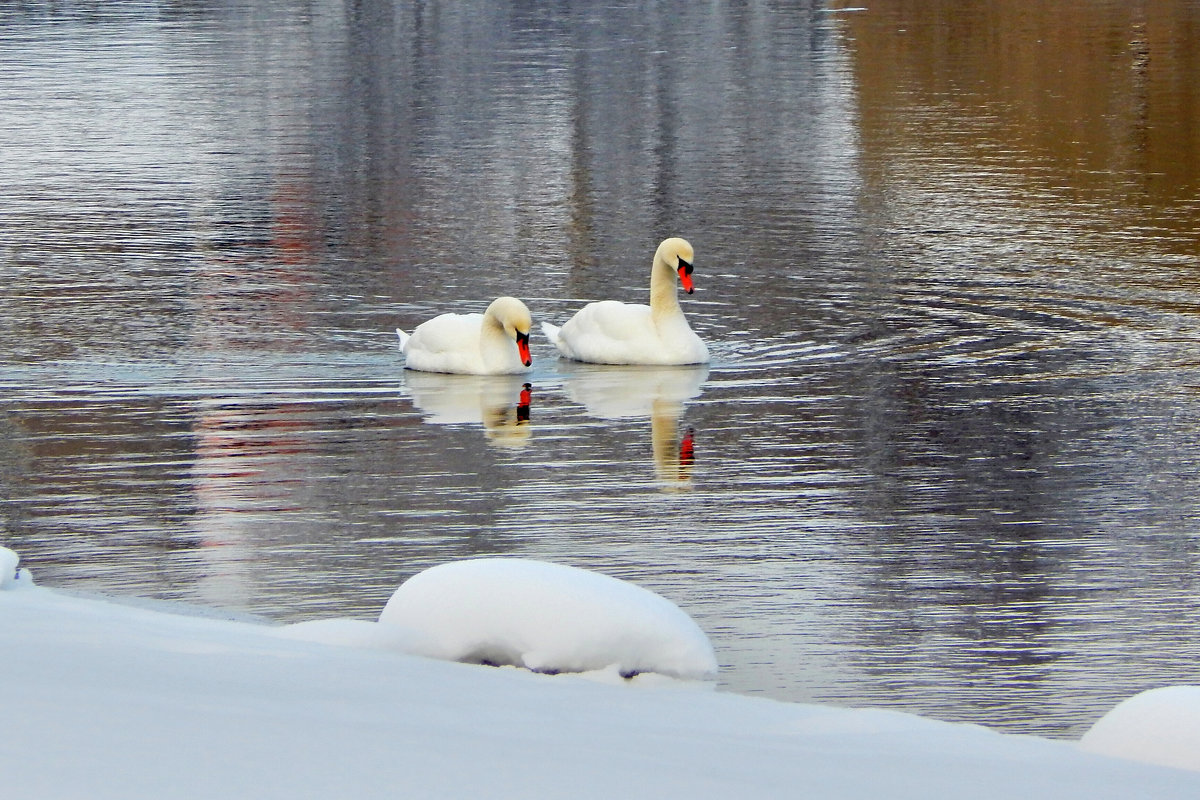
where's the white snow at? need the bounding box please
[1080,686,1200,772]
[376,558,718,679]
[276,616,430,651]
[3,550,1200,799]
[0,545,33,590]
[0,546,17,588]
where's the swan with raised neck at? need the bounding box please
[542,238,708,366]
[397,296,533,375]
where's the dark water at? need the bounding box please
[3,0,1200,738]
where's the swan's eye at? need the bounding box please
[678,258,694,276]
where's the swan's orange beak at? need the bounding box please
[677,260,695,294]
[516,331,532,367]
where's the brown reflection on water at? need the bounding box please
[840,0,1200,259]
[823,0,1200,733]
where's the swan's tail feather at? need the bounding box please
[540,321,561,346]
[395,328,410,353]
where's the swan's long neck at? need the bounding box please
[480,312,509,356]
[649,252,682,322]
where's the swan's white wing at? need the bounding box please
[555,301,659,364]
[403,313,487,374]
[555,301,705,365]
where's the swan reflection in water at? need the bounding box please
[401,372,534,449]
[558,363,708,488]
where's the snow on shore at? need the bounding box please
[377,558,718,679]
[1081,686,1200,772]
[3,547,1199,799]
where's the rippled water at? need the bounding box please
[3,0,1200,738]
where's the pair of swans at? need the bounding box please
[395,238,709,374]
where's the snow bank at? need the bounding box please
[2,582,1197,799]
[0,546,16,587]
[0,545,33,590]
[276,617,429,650]
[378,558,718,680]
[3,552,1200,799]
[1080,686,1200,772]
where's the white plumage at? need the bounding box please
[542,238,708,366]
[397,296,533,375]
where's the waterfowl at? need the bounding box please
[396,296,533,375]
[541,238,708,365]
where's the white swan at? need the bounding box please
[396,296,533,375]
[541,238,709,365]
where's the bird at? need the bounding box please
[396,296,533,375]
[541,238,708,365]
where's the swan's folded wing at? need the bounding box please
[404,313,486,373]
[557,302,659,363]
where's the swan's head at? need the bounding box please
[656,237,696,294]
[486,296,534,367]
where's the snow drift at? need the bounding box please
[378,557,718,680]
[0,545,33,590]
[4,546,1200,799]
[1081,686,1200,772]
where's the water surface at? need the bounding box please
[3,0,1200,738]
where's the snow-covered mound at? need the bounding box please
[3,546,1200,799]
[378,558,717,680]
[6,576,1200,799]
[0,545,33,590]
[0,546,17,588]
[1080,686,1200,772]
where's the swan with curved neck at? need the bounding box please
[397,296,533,375]
[542,238,708,365]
